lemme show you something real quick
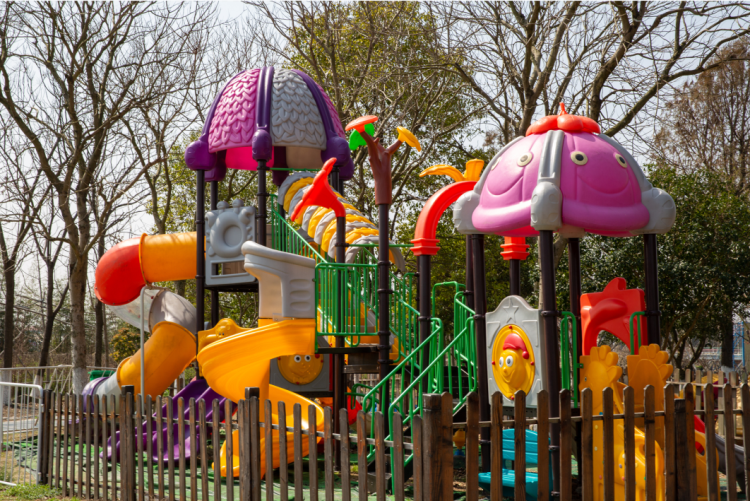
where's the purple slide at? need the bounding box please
[105,378,235,462]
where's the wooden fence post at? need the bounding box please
[248,389,261,501]
[675,388,698,500]
[705,383,718,501]
[422,394,451,501]
[440,392,453,499]
[124,388,136,501]
[466,392,479,501]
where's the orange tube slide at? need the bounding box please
[95,232,198,306]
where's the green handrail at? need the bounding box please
[270,192,481,487]
[559,311,580,406]
[269,196,327,263]
[629,311,646,355]
[431,281,464,318]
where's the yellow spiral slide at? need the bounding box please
[197,317,325,477]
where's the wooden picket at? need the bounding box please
[37,381,750,501]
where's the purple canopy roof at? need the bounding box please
[185,67,352,184]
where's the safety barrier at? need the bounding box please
[0,366,113,395]
[34,382,730,500]
[0,382,44,485]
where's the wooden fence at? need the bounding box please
[34,382,748,501]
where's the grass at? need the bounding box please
[0,483,67,500]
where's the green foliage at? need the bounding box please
[283,2,484,223]
[2,483,61,500]
[111,326,147,365]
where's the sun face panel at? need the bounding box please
[277,353,325,385]
[485,295,545,407]
[490,324,536,399]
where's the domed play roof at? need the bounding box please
[185,67,352,185]
[453,105,676,238]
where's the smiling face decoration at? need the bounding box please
[491,327,536,399]
[277,353,324,386]
[456,104,676,238]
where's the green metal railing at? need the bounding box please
[361,291,477,484]
[629,311,646,355]
[559,311,580,406]
[269,195,327,264]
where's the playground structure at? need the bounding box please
[76,67,740,500]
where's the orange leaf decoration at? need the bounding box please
[345,115,378,133]
[526,103,601,136]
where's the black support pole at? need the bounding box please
[334,214,346,470]
[465,237,474,310]
[195,171,206,370]
[210,181,220,328]
[257,160,268,247]
[509,260,521,296]
[471,234,491,472]
[539,230,561,494]
[418,254,431,392]
[567,238,583,365]
[568,237,583,461]
[643,234,661,346]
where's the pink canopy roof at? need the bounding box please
[467,109,676,237]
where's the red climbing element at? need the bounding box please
[581,277,647,355]
[290,158,345,220]
[500,237,530,261]
[411,181,476,256]
[526,103,601,136]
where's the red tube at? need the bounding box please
[411,181,475,256]
[94,237,146,306]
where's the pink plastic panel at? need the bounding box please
[558,133,648,232]
[473,134,544,234]
[225,146,275,171]
[209,69,260,153]
[473,131,650,237]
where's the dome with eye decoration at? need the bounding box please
[462,104,676,238]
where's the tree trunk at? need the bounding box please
[94,238,105,366]
[69,255,89,394]
[174,280,186,298]
[2,261,14,368]
[38,262,55,370]
[94,301,104,366]
[721,312,735,369]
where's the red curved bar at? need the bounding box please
[411,181,476,256]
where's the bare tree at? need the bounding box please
[247,1,482,218]
[0,2,218,392]
[655,38,750,197]
[0,118,50,370]
[29,204,69,372]
[440,2,750,140]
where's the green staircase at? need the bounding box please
[269,194,478,484]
